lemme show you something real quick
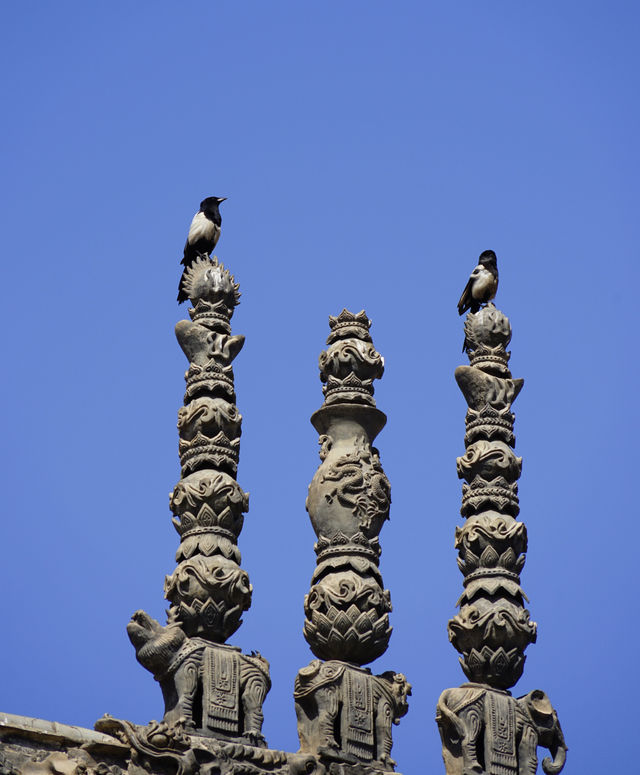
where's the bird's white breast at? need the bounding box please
[188,210,217,244]
[471,267,497,300]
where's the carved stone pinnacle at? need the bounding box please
[127,243,270,745]
[296,310,409,771]
[436,273,567,775]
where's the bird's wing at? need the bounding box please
[186,210,216,245]
[457,276,473,315]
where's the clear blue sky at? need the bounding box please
[1,3,638,773]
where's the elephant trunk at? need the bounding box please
[542,741,567,775]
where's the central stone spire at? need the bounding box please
[295,310,410,772]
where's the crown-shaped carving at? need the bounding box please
[179,430,240,476]
[465,404,516,446]
[314,531,381,563]
[189,299,232,333]
[461,476,520,516]
[459,645,526,689]
[176,525,241,565]
[327,309,372,344]
[180,256,241,311]
[323,373,376,405]
[184,360,235,402]
[173,502,245,539]
[468,344,512,377]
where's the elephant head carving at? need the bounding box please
[517,690,567,775]
[127,609,270,744]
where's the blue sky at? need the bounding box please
[1,3,638,773]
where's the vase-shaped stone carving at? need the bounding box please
[437,280,567,775]
[296,310,410,772]
[128,254,270,747]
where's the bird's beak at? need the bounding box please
[218,197,227,202]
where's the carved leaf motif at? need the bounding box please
[499,547,516,568]
[198,503,215,527]
[460,549,479,571]
[480,545,500,567]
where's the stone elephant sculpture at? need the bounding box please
[294,660,411,770]
[436,684,566,775]
[128,610,270,745]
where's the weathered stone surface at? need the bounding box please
[295,661,410,770]
[436,687,566,775]
[296,312,409,771]
[437,265,567,774]
[0,713,328,775]
[126,242,269,741]
[0,714,127,775]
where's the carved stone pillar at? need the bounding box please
[295,310,410,773]
[436,288,567,775]
[126,254,270,747]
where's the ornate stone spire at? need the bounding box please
[126,254,270,746]
[436,281,567,775]
[295,310,410,772]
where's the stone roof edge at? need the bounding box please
[0,712,127,754]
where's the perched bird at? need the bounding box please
[177,196,226,303]
[457,250,499,315]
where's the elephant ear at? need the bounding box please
[294,660,322,697]
[526,689,554,719]
[295,660,346,698]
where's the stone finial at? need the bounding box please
[126,237,270,746]
[436,273,567,775]
[295,311,410,772]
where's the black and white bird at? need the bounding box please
[457,250,499,315]
[177,196,226,303]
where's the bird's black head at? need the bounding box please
[200,196,227,211]
[479,249,497,265]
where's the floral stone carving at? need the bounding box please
[436,283,566,774]
[127,252,270,744]
[296,311,409,771]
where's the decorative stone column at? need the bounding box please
[436,286,567,775]
[125,255,270,746]
[295,310,410,773]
